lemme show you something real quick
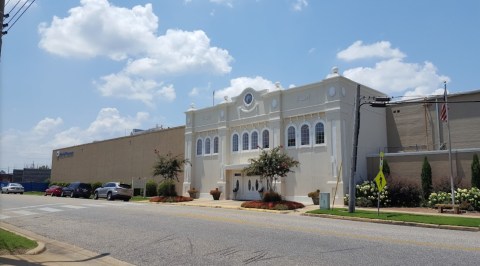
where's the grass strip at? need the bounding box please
[0,228,37,254]
[307,208,480,228]
[23,191,45,196]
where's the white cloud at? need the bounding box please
[38,0,158,60]
[189,87,200,97]
[210,0,234,8]
[293,0,308,11]
[38,0,232,105]
[337,41,405,61]
[337,41,449,98]
[95,73,175,105]
[214,76,278,101]
[0,108,149,168]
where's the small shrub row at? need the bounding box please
[241,200,304,210]
[149,196,193,203]
[428,187,480,211]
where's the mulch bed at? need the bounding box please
[241,200,305,210]
[149,196,194,203]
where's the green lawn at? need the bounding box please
[0,229,37,255]
[131,196,150,202]
[307,208,480,228]
[23,191,45,196]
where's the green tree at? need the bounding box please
[243,146,299,194]
[421,156,432,200]
[472,154,480,188]
[153,151,190,196]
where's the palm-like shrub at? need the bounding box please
[420,157,432,201]
[472,154,480,188]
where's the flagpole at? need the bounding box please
[444,81,455,205]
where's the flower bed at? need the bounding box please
[149,196,193,203]
[241,200,304,210]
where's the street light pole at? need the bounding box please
[349,84,361,213]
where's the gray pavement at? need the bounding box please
[1,199,478,265]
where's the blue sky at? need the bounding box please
[1,0,479,171]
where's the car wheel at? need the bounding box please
[70,191,75,198]
[123,198,130,202]
[60,192,64,197]
[44,193,47,196]
[51,193,55,197]
[107,192,113,201]
[20,192,23,194]
[94,192,99,200]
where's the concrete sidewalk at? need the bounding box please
[1,199,478,265]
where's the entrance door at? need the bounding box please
[241,176,262,200]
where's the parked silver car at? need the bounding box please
[1,183,25,194]
[93,182,132,201]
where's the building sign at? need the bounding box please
[56,151,74,159]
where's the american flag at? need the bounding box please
[440,85,448,122]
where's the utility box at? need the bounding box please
[320,192,330,210]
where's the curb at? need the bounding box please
[0,226,47,255]
[301,213,480,232]
[25,241,46,255]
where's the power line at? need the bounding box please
[5,0,28,26]
[4,0,35,33]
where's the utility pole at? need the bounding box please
[349,84,361,213]
[1,0,5,59]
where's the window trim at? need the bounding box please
[205,137,211,155]
[300,122,311,147]
[314,120,326,146]
[232,133,239,152]
[285,124,297,148]
[261,128,270,149]
[250,130,259,150]
[241,131,250,151]
[196,138,203,156]
[213,136,219,154]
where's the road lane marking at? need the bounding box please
[11,210,38,216]
[60,205,87,209]
[81,204,106,207]
[38,207,62,212]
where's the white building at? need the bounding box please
[183,69,387,204]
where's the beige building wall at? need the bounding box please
[370,90,480,190]
[185,73,388,204]
[51,126,185,195]
[386,90,480,152]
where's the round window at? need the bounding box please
[244,93,253,105]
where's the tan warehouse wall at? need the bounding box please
[51,126,185,194]
[367,149,480,189]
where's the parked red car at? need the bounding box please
[45,185,63,197]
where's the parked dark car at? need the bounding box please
[45,185,63,197]
[61,182,92,198]
[94,182,132,201]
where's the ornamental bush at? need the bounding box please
[344,180,390,207]
[428,187,480,211]
[420,157,433,201]
[472,154,480,188]
[158,179,177,197]
[146,180,158,197]
[387,179,422,207]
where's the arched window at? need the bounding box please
[301,124,310,146]
[315,122,325,144]
[205,138,211,154]
[287,126,296,147]
[262,129,269,148]
[213,136,219,154]
[232,134,239,152]
[242,132,249,150]
[196,139,203,155]
[251,131,258,149]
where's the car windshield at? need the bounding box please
[10,183,21,187]
[119,184,131,189]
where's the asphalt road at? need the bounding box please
[1,194,480,265]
